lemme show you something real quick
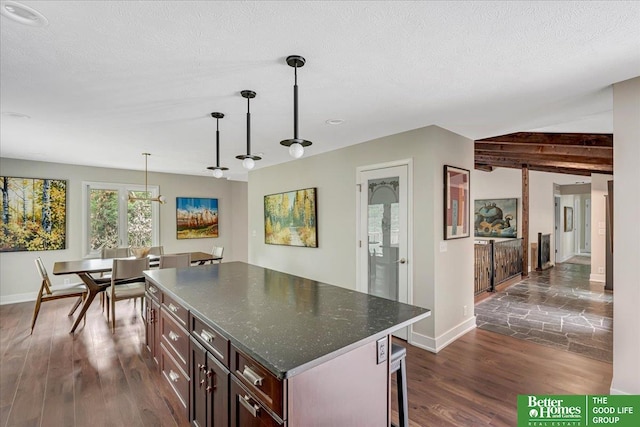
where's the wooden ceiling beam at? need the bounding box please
[474,155,612,174]
[474,142,612,159]
[476,132,613,148]
[474,162,600,176]
[474,164,494,172]
[475,151,613,166]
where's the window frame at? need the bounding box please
[82,181,161,258]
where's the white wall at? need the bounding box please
[247,125,475,352]
[472,168,589,270]
[0,158,248,304]
[611,76,640,395]
[590,174,609,282]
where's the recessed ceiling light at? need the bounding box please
[1,111,31,119]
[1,1,48,27]
[325,119,344,125]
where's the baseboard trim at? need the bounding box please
[1,292,36,305]
[410,316,476,353]
[589,273,605,283]
[610,387,632,395]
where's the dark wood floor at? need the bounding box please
[2,299,611,427]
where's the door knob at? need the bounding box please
[396,258,407,264]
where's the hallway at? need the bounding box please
[474,262,612,362]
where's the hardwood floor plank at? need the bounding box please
[4,300,56,426]
[0,302,32,427]
[40,301,78,427]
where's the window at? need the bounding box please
[82,181,160,257]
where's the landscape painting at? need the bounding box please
[176,197,218,239]
[264,187,317,247]
[474,198,518,238]
[1,176,67,252]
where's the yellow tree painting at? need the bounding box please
[0,177,67,252]
[264,188,317,247]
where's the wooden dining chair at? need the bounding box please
[99,246,131,310]
[31,258,87,334]
[159,253,191,269]
[105,257,149,333]
[211,246,224,264]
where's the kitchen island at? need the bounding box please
[144,261,430,426]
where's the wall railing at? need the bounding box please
[474,238,523,295]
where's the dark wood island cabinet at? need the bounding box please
[144,262,430,426]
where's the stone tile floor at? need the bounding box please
[475,262,613,362]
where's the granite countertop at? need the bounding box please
[144,261,430,379]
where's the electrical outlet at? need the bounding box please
[463,305,468,316]
[598,267,604,274]
[64,278,70,285]
[252,230,257,237]
[376,337,387,364]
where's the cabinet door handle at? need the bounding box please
[148,286,158,294]
[242,366,264,386]
[168,303,179,313]
[239,395,260,417]
[200,330,215,343]
[168,331,179,341]
[168,370,180,383]
[206,369,216,393]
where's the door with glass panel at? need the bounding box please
[358,164,409,339]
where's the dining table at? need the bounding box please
[52,251,221,333]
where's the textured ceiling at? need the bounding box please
[1,1,639,181]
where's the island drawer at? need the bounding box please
[160,309,189,371]
[191,314,229,367]
[160,343,189,417]
[231,377,284,426]
[146,281,162,302]
[231,345,284,419]
[162,293,188,328]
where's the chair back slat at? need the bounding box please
[34,258,53,295]
[102,247,130,259]
[149,246,164,256]
[159,254,191,269]
[111,257,149,281]
[212,246,224,258]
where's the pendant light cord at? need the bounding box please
[293,64,298,140]
[246,95,251,155]
[216,118,220,168]
[144,153,148,194]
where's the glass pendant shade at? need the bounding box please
[212,168,224,178]
[289,142,304,159]
[242,158,255,170]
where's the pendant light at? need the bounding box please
[207,112,229,179]
[235,90,262,170]
[280,55,312,159]
[128,153,166,204]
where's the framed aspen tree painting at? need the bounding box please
[0,176,67,252]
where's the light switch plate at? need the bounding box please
[440,241,447,252]
[376,337,388,364]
